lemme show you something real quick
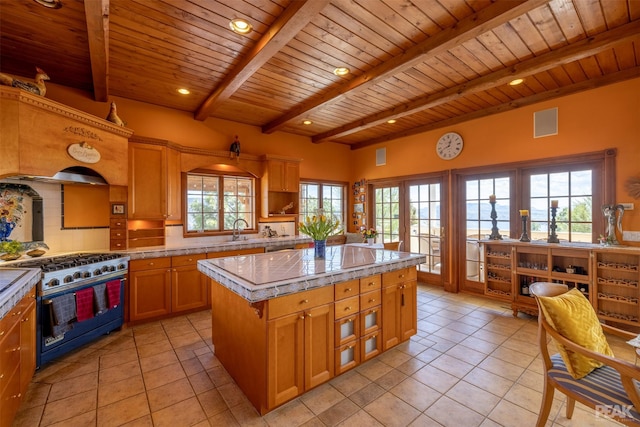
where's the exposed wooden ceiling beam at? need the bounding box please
[315,20,640,144]
[351,66,640,150]
[84,0,109,102]
[262,0,550,135]
[194,0,331,121]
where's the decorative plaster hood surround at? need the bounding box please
[0,87,133,186]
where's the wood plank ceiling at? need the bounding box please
[1,0,639,150]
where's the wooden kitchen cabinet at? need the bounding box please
[128,257,172,321]
[382,268,417,351]
[0,287,36,427]
[128,142,168,219]
[267,159,299,192]
[267,287,334,409]
[171,254,208,312]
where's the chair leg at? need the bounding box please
[566,397,575,419]
[537,377,556,427]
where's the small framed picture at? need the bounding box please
[112,203,125,215]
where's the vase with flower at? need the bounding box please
[299,210,342,258]
[361,228,378,245]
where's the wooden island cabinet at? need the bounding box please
[198,245,425,414]
[481,240,640,327]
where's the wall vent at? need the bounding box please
[376,148,386,166]
[534,107,558,138]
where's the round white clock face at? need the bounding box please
[436,132,463,160]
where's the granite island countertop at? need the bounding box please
[198,244,426,302]
[0,268,40,318]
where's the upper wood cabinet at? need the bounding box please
[128,140,181,220]
[267,160,299,192]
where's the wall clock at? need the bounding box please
[436,132,464,160]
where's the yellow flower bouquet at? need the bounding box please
[299,211,342,241]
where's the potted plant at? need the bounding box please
[361,228,378,244]
[299,210,342,258]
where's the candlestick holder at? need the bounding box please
[489,201,502,240]
[520,215,530,242]
[548,206,559,243]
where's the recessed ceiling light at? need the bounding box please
[33,0,61,8]
[230,18,253,34]
[302,120,313,125]
[387,119,397,124]
[509,78,525,86]
[333,67,350,76]
[177,88,190,95]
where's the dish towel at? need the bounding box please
[93,282,108,314]
[75,287,94,322]
[106,279,121,308]
[50,293,76,337]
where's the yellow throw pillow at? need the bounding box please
[537,288,614,379]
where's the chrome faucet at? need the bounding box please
[232,218,249,241]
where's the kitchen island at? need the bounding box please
[198,245,425,414]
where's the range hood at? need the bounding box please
[14,166,108,185]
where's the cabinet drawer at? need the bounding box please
[110,218,127,229]
[110,239,127,251]
[335,296,359,320]
[361,330,382,362]
[359,274,381,292]
[172,253,206,267]
[267,286,334,320]
[335,280,359,300]
[360,290,380,311]
[334,314,359,347]
[360,306,381,336]
[0,321,20,388]
[110,229,127,239]
[382,267,417,287]
[129,257,171,271]
[335,340,360,375]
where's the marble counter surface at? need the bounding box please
[126,235,312,260]
[0,268,40,318]
[198,245,426,302]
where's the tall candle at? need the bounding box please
[519,209,529,216]
[551,200,558,208]
[489,194,496,203]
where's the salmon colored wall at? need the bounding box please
[353,78,640,235]
[44,84,353,183]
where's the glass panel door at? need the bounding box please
[374,186,400,243]
[408,183,441,275]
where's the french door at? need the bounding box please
[372,177,445,285]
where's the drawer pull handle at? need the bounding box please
[368,282,375,286]
[301,299,309,304]
[299,314,305,320]
[188,258,193,262]
[11,393,22,399]
[369,299,376,303]
[399,274,405,278]
[345,307,352,311]
[0,373,4,379]
[342,318,352,324]
[149,262,154,266]
[345,288,351,292]
[0,330,4,336]
[22,317,29,322]
[347,345,353,350]
[13,311,22,316]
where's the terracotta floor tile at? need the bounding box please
[99,360,141,384]
[316,398,360,426]
[196,387,228,418]
[96,392,150,427]
[263,399,315,427]
[47,371,98,402]
[445,380,500,416]
[139,349,179,373]
[348,382,385,408]
[329,369,371,397]
[142,362,186,390]
[99,347,139,369]
[299,383,346,415]
[363,392,421,427]
[147,377,195,412]
[336,409,384,427]
[135,339,173,359]
[425,395,485,427]
[389,377,441,412]
[39,390,97,426]
[98,374,145,407]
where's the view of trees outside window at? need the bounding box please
[299,183,345,230]
[465,177,510,282]
[374,186,400,243]
[408,183,441,274]
[530,170,592,242]
[186,174,254,233]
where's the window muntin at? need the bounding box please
[374,186,400,242]
[186,173,254,233]
[299,182,345,228]
[530,170,593,242]
[409,183,441,273]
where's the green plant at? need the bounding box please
[0,240,24,255]
[299,210,341,240]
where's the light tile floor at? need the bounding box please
[13,284,631,426]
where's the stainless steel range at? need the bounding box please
[6,252,129,367]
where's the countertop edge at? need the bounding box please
[198,250,426,303]
[0,268,40,318]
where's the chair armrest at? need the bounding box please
[601,323,638,341]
